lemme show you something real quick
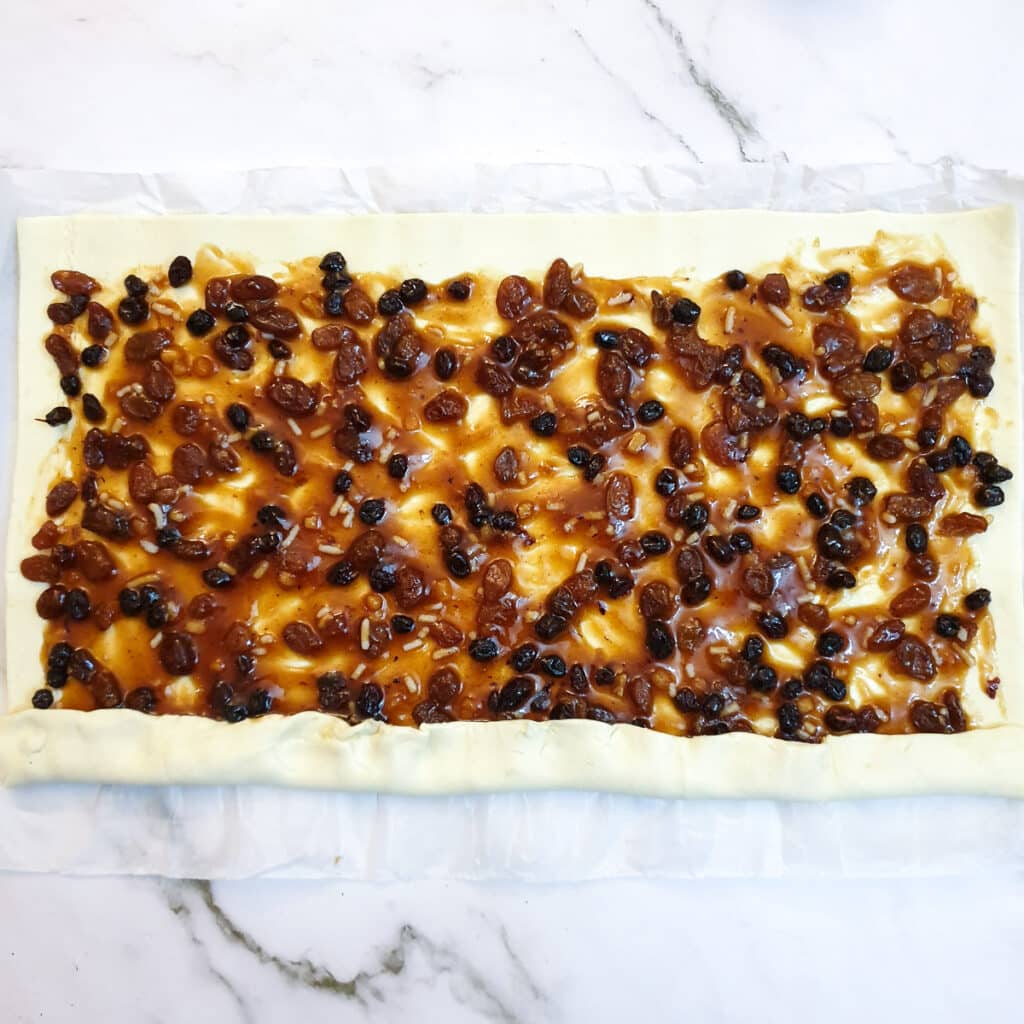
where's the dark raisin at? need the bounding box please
[748,665,776,693]
[185,309,215,337]
[778,700,802,733]
[509,644,538,671]
[934,614,961,639]
[326,560,358,586]
[654,468,678,497]
[681,501,709,533]
[979,461,1012,485]
[434,348,458,380]
[333,470,353,495]
[534,613,568,641]
[584,454,606,482]
[727,531,751,554]
[926,449,955,473]
[781,413,810,442]
[741,636,764,663]
[805,493,828,519]
[948,435,972,467]
[81,394,105,423]
[118,296,149,325]
[681,574,712,606]
[446,549,472,578]
[391,614,416,635]
[822,676,848,701]
[45,667,68,689]
[143,599,168,628]
[120,274,146,297]
[318,251,347,274]
[31,688,55,709]
[974,485,1004,508]
[736,504,760,521]
[497,677,534,713]
[446,279,471,300]
[530,412,558,437]
[60,373,81,397]
[817,631,846,657]
[964,588,991,612]
[816,523,850,561]
[803,661,832,691]
[489,335,517,363]
[702,693,725,718]
[323,291,345,317]
[967,370,994,399]
[368,564,397,592]
[762,343,803,381]
[862,346,894,372]
[387,453,409,479]
[830,415,853,438]
[905,524,928,554]
[359,498,387,525]
[539,654,567,678]
[249,430,275,453]
[776,466,800,494]
[673,688,700,714]
[645,619,675,659]
[43,406,72,427]
[724,269,748,290]
[64,588,91,621]
[431,502,453,526]
[593,329,620,350]
[356,682,385,719]
[671,298,701,325]
[376,290,404,316]
[890,361,917,393]
[491,510,518,531]
[223,302,248,323]
[167,255,193,287]
[221,403,249,432]
[640,531,671,557]
[637,400,665,424]
[703,534,736,566]
[399,278,428,305]
[469,637,500,661]
[78,344,106,370]
[758,612,788,639]
[845,476,877,506]
[200,567,232,589]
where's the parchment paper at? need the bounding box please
[1,161,1022,879]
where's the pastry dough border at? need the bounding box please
[2,208,1021,796]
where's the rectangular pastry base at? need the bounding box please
[4,207,1021,796]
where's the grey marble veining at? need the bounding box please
[162,880,548,1022]
[4,874,1023,1022]
[2,0,1021,173]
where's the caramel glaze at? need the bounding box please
[23,247,1007,741]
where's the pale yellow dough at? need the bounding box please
[2,209,1021,796]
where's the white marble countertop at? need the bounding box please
[2,1,1023,1021]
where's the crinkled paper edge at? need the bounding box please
[1,161,1023,879]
